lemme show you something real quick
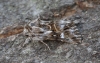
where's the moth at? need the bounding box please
[0,1,90,50]
[23,17,82,50]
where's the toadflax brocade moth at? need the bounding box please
[23,17,82,45]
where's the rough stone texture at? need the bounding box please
[0,0,75,29]
[0,0,100,63]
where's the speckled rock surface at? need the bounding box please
[0,0,100,63]
[0,0,75,29]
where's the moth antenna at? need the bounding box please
[53,23,60,32]
[40,41,51,51]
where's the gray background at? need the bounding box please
[0,0,100,63]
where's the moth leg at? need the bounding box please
[22,37,31,47]
[40,41,51,51]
